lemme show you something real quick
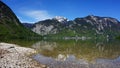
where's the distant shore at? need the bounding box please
[0,42,47,68]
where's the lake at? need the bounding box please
[4,39,120,68]
[31,40,120,68]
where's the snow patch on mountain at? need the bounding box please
[53,16,68,23]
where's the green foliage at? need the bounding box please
[116,36,120,40]
[0,1,42,40]
[0,19,41,40]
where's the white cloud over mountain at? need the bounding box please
[20,10,53,22]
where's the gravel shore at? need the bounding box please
[0,42,47,68]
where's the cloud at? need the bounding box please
[21,10,53,22]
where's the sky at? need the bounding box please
[2,0,120,23]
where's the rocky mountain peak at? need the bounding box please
[82,15,119,24]
[87,15,95,18]
[52,16,68,23]
[85,15,97,19]
[103,17,119,24]
[25,14,120,37]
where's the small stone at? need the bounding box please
[41,65,46,68]
[0,56,4,58]
[8,46,14,49]
[0,43,46,68]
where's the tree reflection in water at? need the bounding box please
[32,40,120,68]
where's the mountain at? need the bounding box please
[22,23,34,29]
[31,16,68,35]
[0,1,39,40]
[25,15,120,39]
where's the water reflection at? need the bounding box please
[32,41,57,51]
[32,40,120,68]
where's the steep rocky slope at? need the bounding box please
[0,1,39,40]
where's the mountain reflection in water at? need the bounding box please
[32,40,120,68]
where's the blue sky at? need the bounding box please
[2,0,120,23]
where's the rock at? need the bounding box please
[0,55,4,58]
[8,46,15,49]
[0,42,47,68]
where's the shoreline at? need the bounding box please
[0,42,47,68]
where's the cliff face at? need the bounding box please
[0,1,38,40]
[27,15,120,39]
